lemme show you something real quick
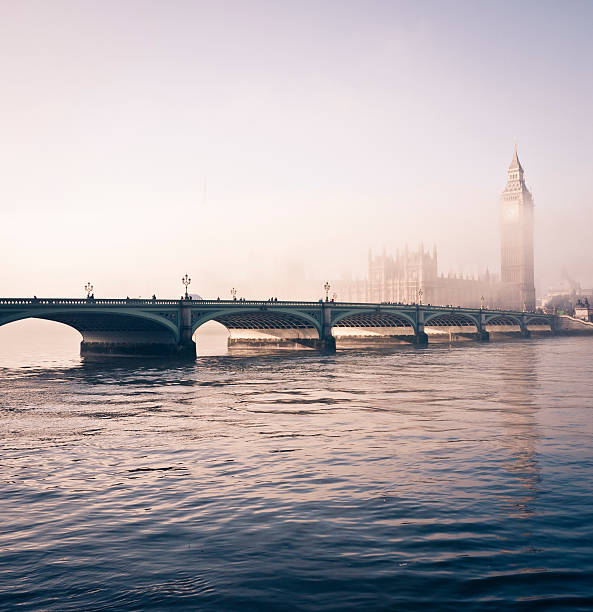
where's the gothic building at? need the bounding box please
[333,146,537,310]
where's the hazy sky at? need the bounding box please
[1,0,592,299]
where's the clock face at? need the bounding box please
[503,203,519,221]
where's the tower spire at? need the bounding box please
[509,140,523,171]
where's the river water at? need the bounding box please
[1,321,593,610]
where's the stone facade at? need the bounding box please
[334,246,500,308]
[574,300,592,322]
[334,147,537,310]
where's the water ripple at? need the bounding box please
[1,337,593,609]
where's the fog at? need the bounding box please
[1,0,592,300]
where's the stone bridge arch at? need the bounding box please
[524,314,552,327]
[191,308,322,335]
[424,311,480,328]
[484,313,523,326]
[329,309,418,344]
[330,309,417,331]
[191,307,323,348]
[0,307,180,356]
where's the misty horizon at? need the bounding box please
[2,1,592,300]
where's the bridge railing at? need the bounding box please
[0,298,181,306]
[0,297,547,317]
[0,298,327,307]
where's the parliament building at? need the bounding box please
[334,146,536,311]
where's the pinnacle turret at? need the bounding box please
[504,142,530,195]
[509,142,523,171]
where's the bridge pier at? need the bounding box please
[415,307,429,345]
[318,303,337,354]
[476,310,488,341]
[414,331,429,345]
[476,312,489,341]
[178,301,197,359]
[297,336,336,353]
[319,336,337,353]
[520,314,531,338]
[177,339,198,359]
[80,340,195,358]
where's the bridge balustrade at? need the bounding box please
[0,297,541,315]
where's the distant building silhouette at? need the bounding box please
[500,143,535,310]
[334,147,537,310]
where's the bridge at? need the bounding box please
[0,297,556,358]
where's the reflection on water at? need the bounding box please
[1,322,593,610]
[493,345,541,519]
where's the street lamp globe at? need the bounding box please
[182,274,191,299]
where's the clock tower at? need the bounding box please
[500,144,535,311]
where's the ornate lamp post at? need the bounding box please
[84,282,93,299]
[481,295,485,310]
[181,274,191,299]
[417,288,424,305]
[324,281,330,302]
[231,287,237,301]
[332,292,337,302]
